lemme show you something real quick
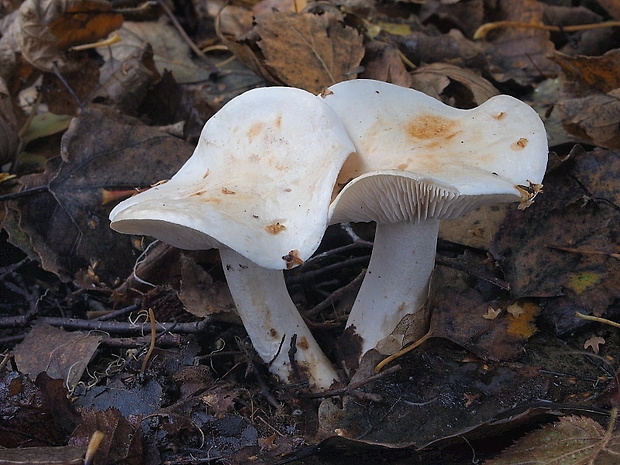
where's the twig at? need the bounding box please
[474,20,620,40]
[302,365,401,400]
[546,244,620,260]
[156,0,214,67]
[0,315,211,335]
[140,308,157,374]
[576,312,620,329]
[375,331,433,374]
[236,337,280,409]
[435,255,511,290]
[305,269,366,318]
[93,303,141,321]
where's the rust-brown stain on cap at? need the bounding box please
[248,121,265,140]
[266,222,286,234]
[297,336,309,351]
[511,138,528,150]
[407,114,461,141]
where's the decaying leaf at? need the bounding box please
[98,20,215,84]
[13,322,102,390]
[220,9,365,93]
[4,106,193,284]
[1,0,122,72]
[486,415,619,465]
[491,149,620,327]
[410,62,499,106]
[481,0,558,85]
[69,408,142,465]
[178,253,235,318]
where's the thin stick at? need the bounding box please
[576,312,620,329]
[546,244,619,260]
[156,0,212,66]
[375,331,433,374]
[140,308,157,374]
[474,20,620,40]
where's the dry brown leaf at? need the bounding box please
[2,0,122,72]
[255,11,365,93]
[178,253,235,318]
[483,0,558,85]
[552,49,620,94]
[98,20,215,84]
[13,322,102,390]
[360,40,412,88]
[555,90,620,149]
[69,408,142,465]
[411,62,499,105]
[597,0,620,20]
[486,415,620,464]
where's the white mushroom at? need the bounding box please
[110,87,356,389]
[320,79,548,363]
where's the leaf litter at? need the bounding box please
[0,0,619,464]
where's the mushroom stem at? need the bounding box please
[219,247,338,390]
[345,219,440,358]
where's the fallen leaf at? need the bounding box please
[222,10,365,93]
[506,301,539,338]
[0,371,68,448]
[178,253,235,318]
[584,336,605,354]
[552,49,620,94]
[4,106,193,284]
[256,11,364,93]
[360,41,412,88]
[95,42,161,115]
[555,90,620,149]
[491,149,620,326]
[486,415,620,465]
[2,0,122,72]
[411,62,499,106]
[69,408,142,465]
[98,20,215,84]
[48,0,123,49]
[481,0,559,86]
[13,322,102,390]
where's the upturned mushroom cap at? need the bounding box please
[321,79,548,224]
[109,87,356,269]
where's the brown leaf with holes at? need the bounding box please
[13,322,102,390]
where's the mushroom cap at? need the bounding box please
[321,79,548,224]
[109,87,355,269]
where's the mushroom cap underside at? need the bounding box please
[320,79,549,221]
[110,86,356,269]
[329,170,522,224]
